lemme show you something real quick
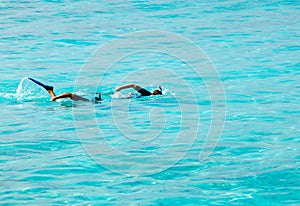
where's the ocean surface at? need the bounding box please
[1,0,299,205]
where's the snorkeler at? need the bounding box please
[115,84,162,96]
[28,77,101,102]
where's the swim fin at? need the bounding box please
[28,77,53,91]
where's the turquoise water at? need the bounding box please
[1,0,299,205]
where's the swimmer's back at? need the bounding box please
[137,88,152,96]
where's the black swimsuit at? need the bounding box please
[137,88,152,96]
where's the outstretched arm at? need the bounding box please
[115,84,142,92]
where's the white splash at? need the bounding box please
[15,77,29,100]
[112,91,135,99]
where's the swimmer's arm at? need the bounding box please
[115,84,142,92]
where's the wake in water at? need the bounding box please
[0,77,49,103]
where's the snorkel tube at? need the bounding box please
[159,85,163,94]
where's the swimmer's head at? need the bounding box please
[94,92,102,101]
[152,89,162,95]
[152,85,163,95]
